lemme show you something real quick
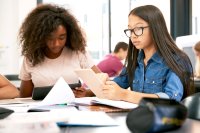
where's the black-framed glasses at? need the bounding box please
[124,26,149,38]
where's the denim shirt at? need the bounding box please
[113,50,183,101]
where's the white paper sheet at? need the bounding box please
[0,111,68,124]
[0,97,39,105]
[91,97,138,109]
[0,110,118,127]
[73,97,94,105]
[39,77,75,106]
[0,122,60,133]
[56,111,118,126]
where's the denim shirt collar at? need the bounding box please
[137,50,164,64]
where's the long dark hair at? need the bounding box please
[19,4,86,66]
[124,5,194,98]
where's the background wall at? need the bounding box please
[0,0,36,75]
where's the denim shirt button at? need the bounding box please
[174,93,177,97]
[152,81,155,84]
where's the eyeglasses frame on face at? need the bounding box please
[124,26,149,38]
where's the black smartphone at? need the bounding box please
[32,85,52,100]
[32,81,82,100]
[68,81,82,89]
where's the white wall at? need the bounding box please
[0,0,37,75]
[176,34,200,71]
[192,0,200,34]
[130,0,170,33]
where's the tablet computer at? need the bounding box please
[32,86,52,100]
[74,69,104,98]
[32,82,81,100]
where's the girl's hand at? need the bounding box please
[96,73,109,83]
[73,87,94,97]
[72,87,87,98]
[102,81,124,101]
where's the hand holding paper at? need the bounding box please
[96,73,109,84]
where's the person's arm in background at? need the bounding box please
[0,75,19,99]
[19,80,34,98]
[91,65,102,73]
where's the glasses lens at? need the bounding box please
[134,27,143,36]
[125,30,131,37]
[124,27,146,37]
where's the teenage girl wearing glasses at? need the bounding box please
[101,5,194,104]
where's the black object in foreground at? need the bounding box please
[181,92,200,120]
[126,98,187,133]
[0,107,14,119]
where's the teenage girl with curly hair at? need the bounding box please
[18,4,100,97]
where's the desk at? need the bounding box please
[60,112,200,133]
[1,103,200,132]
[1,99,200,133]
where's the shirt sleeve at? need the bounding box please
[159,70,183,101]
[18,57,32,81]
[79,50,95,69]
[155,92,170,99]
[113,68,130,89]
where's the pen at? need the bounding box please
[56,103,68,106]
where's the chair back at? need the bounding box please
[181,92,200,120]
[4,74,20,81]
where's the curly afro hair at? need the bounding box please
[19,4,86,66]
